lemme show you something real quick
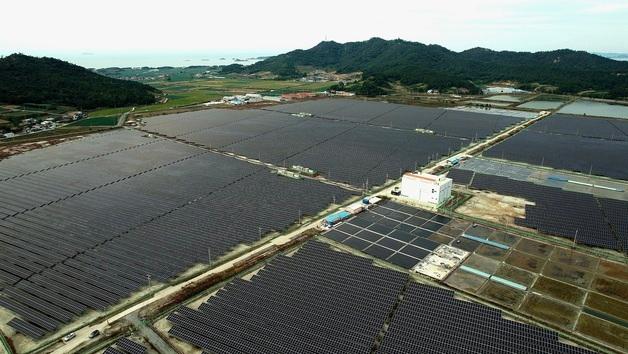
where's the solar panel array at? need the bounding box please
[104,347,124,354]
[485,121,628,181]
[140,109,263,137]
[529,113,628,140]
[0,131,355,338]
[167,241,408,354]
[445,168,474,185]
[378,282,594,354]
[179,111,302,149]
[266,98,526,138]
[323,200,455,268]
[0,130,156,181]
[450,171,628,251]
[424,110,524,140]
[140,99,528,187]
[0,139,202,217]
[284,125,464,187]
[167,241,592,354]
[145,115,464,188]
[103,337,147,354]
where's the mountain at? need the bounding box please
[0,54,160,109]
[225,38,628,97]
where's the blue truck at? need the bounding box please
[323,210,352,228]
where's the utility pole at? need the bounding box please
[259,226,262,240]
[146,274,151,287]
[298,209,302,224]
[572,229,578,249]
[208,247,212,266]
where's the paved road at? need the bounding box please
[117,107,135,127]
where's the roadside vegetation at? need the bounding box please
[66,115,119,126]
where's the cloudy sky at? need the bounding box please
[1,0,627,60]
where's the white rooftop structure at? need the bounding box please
[400,172,452,206]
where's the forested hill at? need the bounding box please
[225,38,628,97]
[0,54,160,108]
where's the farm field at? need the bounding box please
[89,78,336,117]
[65,115,119,126]
[444,231,628,350]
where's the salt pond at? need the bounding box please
[558,100,628,119]
[517,100,564,110]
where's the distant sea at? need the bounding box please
[3,50,626,68]
[0,51,276,69]
[597,52,628,61]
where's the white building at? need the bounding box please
[244,93,263,103]
[400,172,452,206]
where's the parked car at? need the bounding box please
[62,332,76,342]
[88,329,100,339]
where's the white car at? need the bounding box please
[62,332,76,342]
